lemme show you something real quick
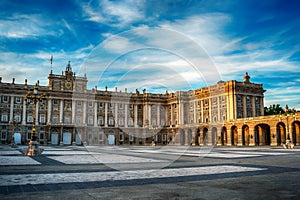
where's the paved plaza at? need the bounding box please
[0,145,300,199]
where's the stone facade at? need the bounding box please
[0,63,299,146]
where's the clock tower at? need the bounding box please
[48,61,87,92]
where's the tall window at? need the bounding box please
[88,116,93,125]
[1,114,8,122]
[27,115,33,123]
[14,114,21,122]
[15,97,21,103]
[3,96,8,103]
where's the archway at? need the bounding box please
[211,127,217,145]
[231,126,238,146]
[276,122,286,145]
[195,128,200,146]
[254,124,271,146]
[242,125,250,146]
[292,121,300,145]
[221,126,227,146]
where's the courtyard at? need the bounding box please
[0,144,300,199]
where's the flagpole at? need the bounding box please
[50,55,53,73]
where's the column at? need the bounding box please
[104,102,108,127]
[165,106,168,126]
[47,99,52,124]
[71,100,75,124]
[252,96,256,117]
[178,103,181,125]
[59,100,63,123]
[157,104,160,126]
[243,95,247,118]
[22,99,26,125]
[199,129,203,146]
[10,96,14,121]
[270,126,277,146]
[36,102,39,125]
[148,104,152,126]
[94,102,97,127]
[184,130,188,145]
[143,104,147,127]
[201,100,204,123]
[170,104,173,126]
[193,101,197,124]
[217,97,221,121]
[237,128,243,146]
[115,103,118,127]
[260,97,264,116]
[125,104,128,128]
[134,104,138,127]
[209,98,212,123]
[83,101,86,125]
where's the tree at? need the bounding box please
[264,104,297,115]
[264,104,284,115]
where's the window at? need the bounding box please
[88,116,93,125]
[15,97,21,103]
[64,116,71,124]
[3,96,8,103]
[1,114,8,122]
[129,104,133,109]
[27,132,31,140]
[77,101,82,106]
[154,134,158,142]
[53,99,58,105]
[119,118,124,126]
[76,116,81,124]
[39,114,46,124]
[130,135,134,142]
[128,118,134,127]
[109,103,113,108]
[27,115,33,123]
[99,102,103,108]
[88,101,93,107]
[118,103,123,109]
[1,132,7,140]
[14,114,21,122]
[98,118,104,126]
[109,118,114,126]
[119,134,123,141]
[162,134,167,141]
[52,115,58,124]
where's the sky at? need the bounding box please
[0,0,300,109]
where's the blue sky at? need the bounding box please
[0,0,300,109]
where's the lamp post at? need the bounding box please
[9,119,18,148]
[280,105,295,149]
[24,82,46,156]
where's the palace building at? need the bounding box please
[1,62,299,146]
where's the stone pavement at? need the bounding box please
[0,144,300,199]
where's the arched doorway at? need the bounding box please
[276,122,286,145]
[195,128,200,146]
[221,126,227,146]
[203,127,208,145]
[292,121,300,145]
[242,125,250,146]
[231,126,238,146]
[254,124,271,146]
[211,127,217,145]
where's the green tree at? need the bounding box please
[264,104,284,115]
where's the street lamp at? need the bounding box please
[24,82,46,156]
[280,105,295,149]
[9,119,18,147]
